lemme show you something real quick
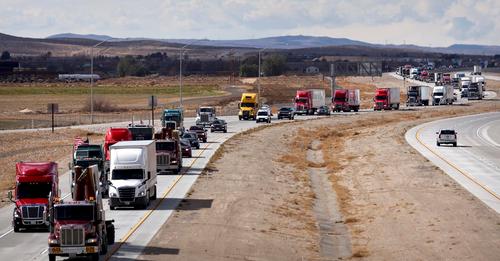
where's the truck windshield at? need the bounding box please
[334,96,346,102]
[295,98,308,103]
[199,108,213,113]
[258,111,268,116]
[375,95,386,100]
[112,169,144,180]
[434,92,443,96]
[164,115,180,122]
[17,182,52,199]
[408,91,418,96]
[240,103,255,107]
[129,128,153,140]
[55,205,94,221]
[156,142,175,151]
[76,149,102,159]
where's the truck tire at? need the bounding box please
[101,236,108,254]
[453,143,457,147]
[238,116,242,120]
[48,254,56,261]
[437,142,440,146]
[107,224,115,245]
[203,138,207,143]
[13,224,19,232]
[224,129,227,133]
[90,253,99,261]
[150,186,157,200]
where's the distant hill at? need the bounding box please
[46,33,500,55]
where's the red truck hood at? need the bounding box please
[16,198,48,207]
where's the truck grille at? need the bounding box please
[60,227,84,246]
[157,154,170,165]
[201,114,209,122]
[118,187,136,200]
[243,111,249,117]
[21,205,44,220]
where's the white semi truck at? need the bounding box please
[433,85,454,105]
[108,140,157,209]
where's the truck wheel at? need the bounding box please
[90,253,99,261]
[238,116,242,120]
[13,224,19,232]
[437,142,440,146]
[48,254,56,261]
[354,108,359,112]
[203,138,207,143]
[223,129,227,133]
[107,224,115,245]
[101,236,108,254]
[150,186,157,200]
[453,143,457,147]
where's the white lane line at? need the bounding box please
[0,229,14,239]
[478,121,500,147]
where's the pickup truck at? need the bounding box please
[189,125,208,143]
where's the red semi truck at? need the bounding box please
[373,87,400,110]
[294,89,326,115]
[103,128,132,175]
[8,162,58,232]
[332,89,360,112]
[48,165,114,261]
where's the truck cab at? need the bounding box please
[162,108,184,131]
[196,106,216,127]
[108,140,157,209]
[238,93,258,120]
[104,128,133,174]
[294,90,312,115]
[9,162,58,232]
[154,127,183,174]
[72,144,107,195]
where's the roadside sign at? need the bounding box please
[47,103,59,113]
[148,96,157,107]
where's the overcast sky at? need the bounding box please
[1,0,499,47]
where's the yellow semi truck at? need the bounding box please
[238,92,258,120]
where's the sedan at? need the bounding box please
[211,119,227,133]
[180,139,192,158]
[182,132,200,149]
[277,107,294,120]
[317,105,331,115]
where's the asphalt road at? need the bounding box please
[0,114,320,261]
[405,112,500,213]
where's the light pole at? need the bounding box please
[179,39,203,109]
[90,39,109,124]
[257,47,268,106]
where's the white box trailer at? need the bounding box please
[311,89,326,109]
[108,140,157,209]
[419,86,432,106]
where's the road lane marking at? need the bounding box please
[415,126,500,200]
[0,229,14,239]
[104,134,226,261]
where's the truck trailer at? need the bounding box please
[374,87,400,110]
[432,85,454,105]
[406,86,431,106]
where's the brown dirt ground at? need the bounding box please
[0,129,103,206]
[139,96,499,260]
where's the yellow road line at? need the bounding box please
[415,127,500,200]
[104,135,225,260]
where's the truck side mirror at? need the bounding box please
[435,132,439,134]
[238,103,241,109]
[7,191,13,202]
[68,162,73,170]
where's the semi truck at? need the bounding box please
[71,144,107,196]
[128,124,154,140]
[238,93,258,120]
[108,140,157,209]
[406,86,431,106]
[162,108,184,130]
[103,128,133,180]
[48,165,115,261]
[468,76,484,100]
[196,106,216,127]
[154,127,182,174]
[332,89,360,112]
[472,65,482,75]
[373,87,400,110]
[294,89,325,115]
[432,85,454,105]
[8,162,58,232]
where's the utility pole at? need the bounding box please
[90,39,109,124]
[179,39,202,109]
[257,47,267,106]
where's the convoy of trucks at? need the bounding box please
[238,93,258,120]
[294,89,325,115]
[9,162,58,232]
[332,89,360,112]
[373,87,400,110]
[48,165,115,261]
[108,140,157,209]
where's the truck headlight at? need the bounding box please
[14,209,20,218]
[48,238,59,245]
[109,186,117,197]
[86,238,98,244]
[139,191,146,197]
[172,160,177,164]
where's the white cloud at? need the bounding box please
[0,0,498,46]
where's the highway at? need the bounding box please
[406,112,500,213]
[0,114,318,260]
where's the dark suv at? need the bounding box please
[211,119,227,133]
[277,107,295,120]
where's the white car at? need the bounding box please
[436,129,457,147]
[256,109,271,123]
